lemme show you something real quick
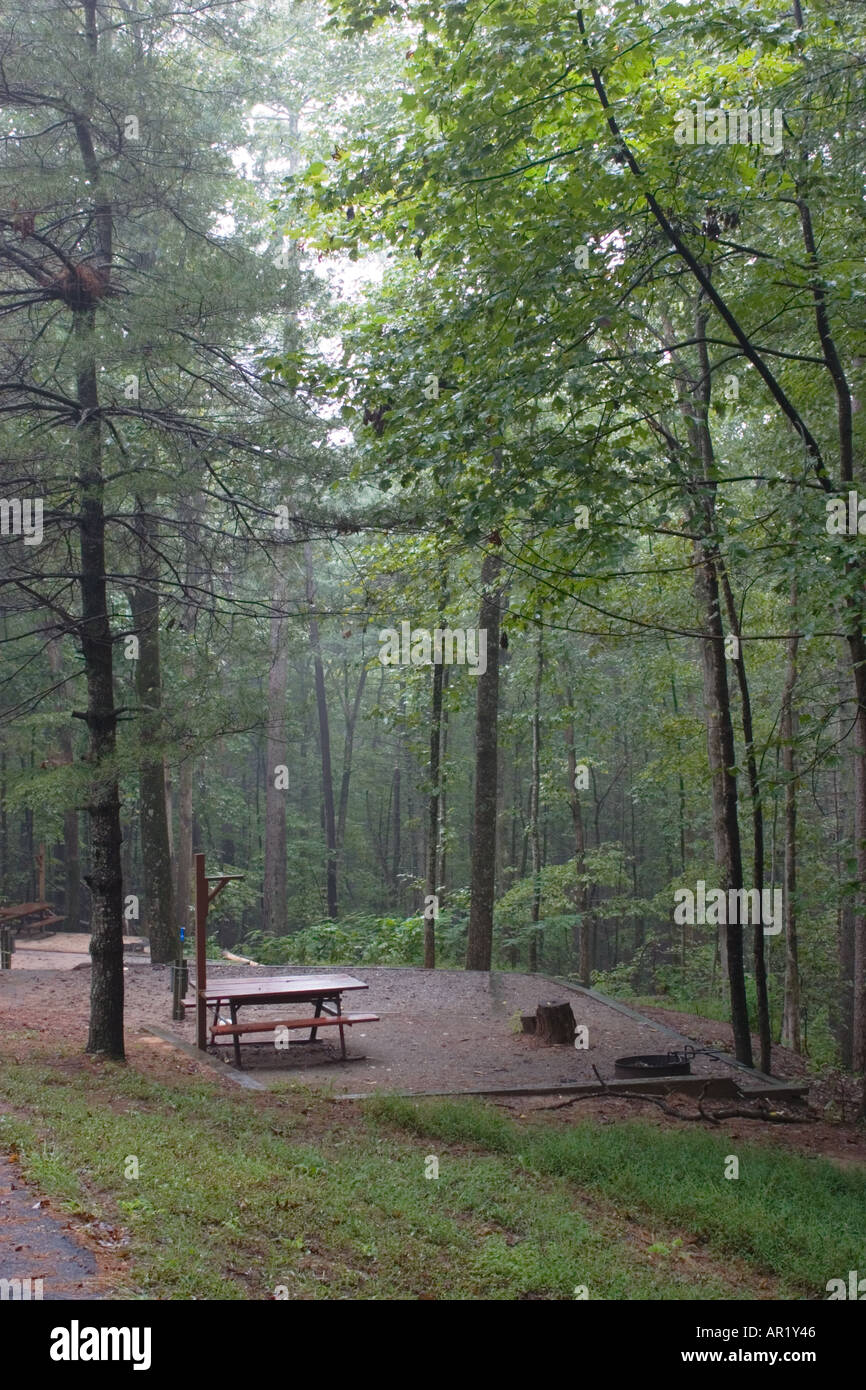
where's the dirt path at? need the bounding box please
[7,932,147,972]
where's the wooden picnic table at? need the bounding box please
[196,973,377,1068]
[0,901,64,935]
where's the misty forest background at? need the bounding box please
[1,0,865,1091]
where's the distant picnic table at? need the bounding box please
[0,901,64,937]
[194,973,379,1068]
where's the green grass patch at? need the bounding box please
[367,1094,866,1297]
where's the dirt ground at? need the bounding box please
[2,956,764,1091]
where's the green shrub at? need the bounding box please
[241,910,468,967]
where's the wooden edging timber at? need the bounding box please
[333,1076,811,1103]
[141,1025,267,1090]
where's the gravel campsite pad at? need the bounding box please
[1,952,764,1096]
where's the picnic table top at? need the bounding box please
[197,974,369,1002]
[0,901,54,922]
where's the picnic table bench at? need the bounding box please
[189,974,379,1068]
[0,901,64,937]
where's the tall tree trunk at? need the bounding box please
[838,900,855,1070]
[718,562,772,1073]
[174,494,202,940]
[46,636,80,931]
[846,634,866,1105]
[391,761,401,909]
[176,759,194,936]
[528,628,543,973]
[337,663,368,851]
[0,742,7,895]
[424,657,444,968]
[164,762,174,865]
[667,663,687,878]
[438,666,450,907]
[128,502,177,964]
[76,308,124,1058]
[304,541,337,918]
[564,691,591,986]
[780,600,801,1052]
[670,297,753,1067]
[834,664,854,1067]
[69,3,124,1057]
[692,539,752,1065]
[263,568,289,933]
[466,549,503,971]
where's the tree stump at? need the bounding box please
[520,1013,537,1034]
[535,1000,576,1045]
